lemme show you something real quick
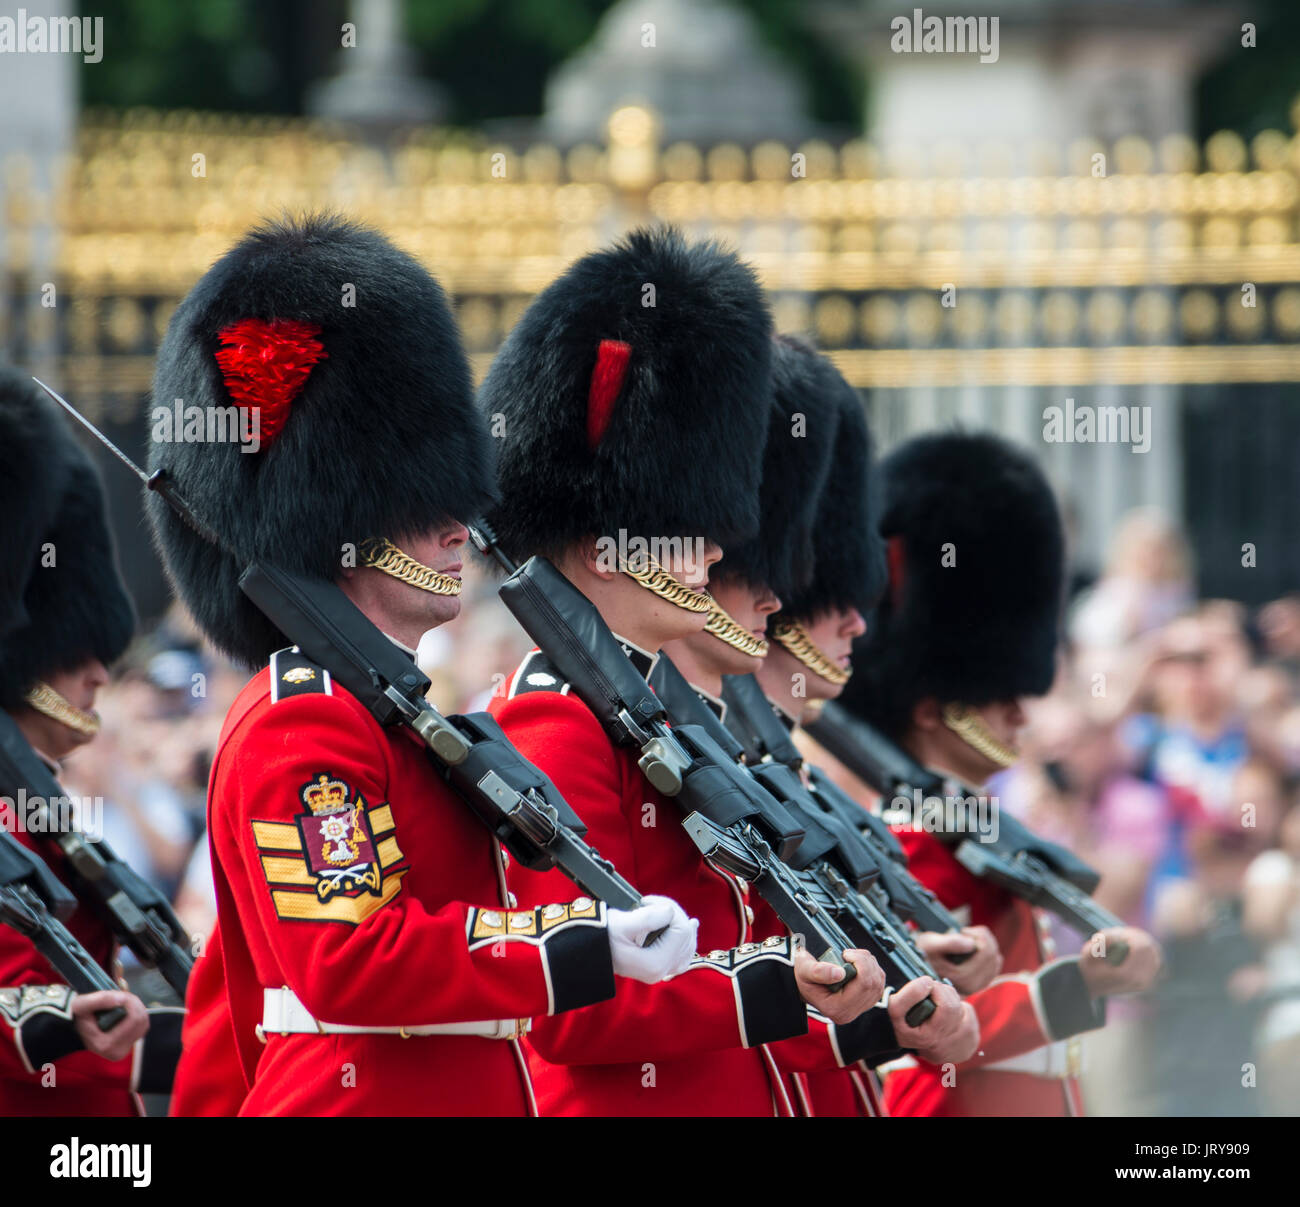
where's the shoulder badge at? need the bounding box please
[508,651,572,699]
[270,647,333,703]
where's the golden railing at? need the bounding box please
[4,100,1300,403]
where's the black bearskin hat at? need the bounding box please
[715,336,839,604]
[148,213,493,668]
[478,227,771,565]
[0,367,68,637]
[773,358,885,623]
[839,430,1065,740]
[0,409,135,710]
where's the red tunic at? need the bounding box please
[491,650,868,1117]
[881,830,1102,1117]
[0,814,183,1116]
[168,923,245,1116]
[176,647,617,1117]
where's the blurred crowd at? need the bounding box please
[999,508,1300,1116]
[64,508,1300,1117]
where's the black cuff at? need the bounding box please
[836,1004,908,1067]
[19,1012,85,1067]
[543,920,617,1015]
[137,1008,185,1094]
[1039,958,1107,1040]
[733,941,807,1046]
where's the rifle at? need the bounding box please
[0,709,194,998]
[0,828,127,1031]
[721,675,973,944]
[804,700,1131,964]
[474,523,952,1021]
[648,657,943,1020]
[240,561,661,921]
[35,380,660,932]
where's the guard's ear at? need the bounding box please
[573,536,620,582]
[912,696,944,733]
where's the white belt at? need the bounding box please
[257,987,530,1042]
[983,1037,1084,1080]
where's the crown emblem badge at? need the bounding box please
[294,773,381,901]
[303,773,349,815]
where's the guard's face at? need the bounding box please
[22,658,109,760]
[48,660,109,715]
[932,696,1027,784]
[975,697,1027,751]
[689,575,781,676]
[660,539,721,592]
[649,538,723,645]
[366,519,467,634]
[802,605,867,700]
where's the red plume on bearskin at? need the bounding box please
[586,339,631,450]
[214,318,327,447]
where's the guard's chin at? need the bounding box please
[425,594,462,628]
[669,610,710,644]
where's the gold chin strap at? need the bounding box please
[942,703,1018,768]
[24,682,100,738]
[704,604,768,658]
[619,553,711,614]
[360,538,462,597]
[771,621,851,686]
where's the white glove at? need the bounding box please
[606,894,699,984]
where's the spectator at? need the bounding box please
[1241,799,1300,1114]
[1069,508,1193,652]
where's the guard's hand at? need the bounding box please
[794,947,886,1024]
[1080,927,1162,997]
[71,991,149,1063]
[607,895,699,983]
[916,926,1003,995]
[888,977,979,1063]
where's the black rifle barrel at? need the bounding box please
[723,677,963,927]
[0,832,127,1030]
[496,556,876,990]
[237,562,651,918]
[0,711,193,999]
[807,702,1129,965]
[658,662,939,1024]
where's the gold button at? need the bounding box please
[762,936,784,948]
[573,896,594,911]
[708,949,727,961]
[509,913,533,929]
[744,905,754,925]
[480,910,503,927]
[542,904,566,921]
[735,878,749,895]
[506,891,518,908]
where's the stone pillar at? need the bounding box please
[545,0,810,146]
[0,0,78,375]
[306,0,444,135]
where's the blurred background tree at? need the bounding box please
[1195,0,1300,139]
[77,0,860,129]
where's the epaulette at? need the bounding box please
[506,650,572,699]
[269,646,333,703]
